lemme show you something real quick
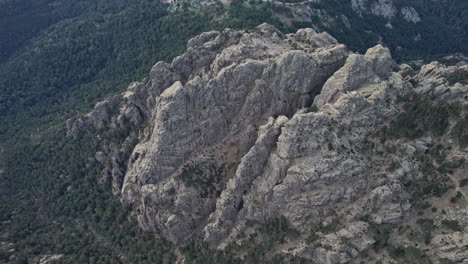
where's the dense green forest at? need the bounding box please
[0,0,466,262]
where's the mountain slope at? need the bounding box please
[286,0,467,60]
[0,0,467,263]
[0,0,293,144]
[66,24,468,263]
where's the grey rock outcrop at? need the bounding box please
[313,45,393,107]
[416,62,468,101]
[351,0,422,25]
[203,116,289,244]
[431,232,468,263]
[400,6,421,23]
[115,25,348,244]
[351,0,397,19]
[68,23,468,263]
[205,49,418,258]
[292,221,375,263]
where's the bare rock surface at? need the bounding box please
[67,24,468,263]
[75,24,349,244]
[416,61,468,101]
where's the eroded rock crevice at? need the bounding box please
[67,23,468,263]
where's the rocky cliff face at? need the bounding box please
[351,0,421,23]
[68,24,468,263]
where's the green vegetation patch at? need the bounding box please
[319,218,341,234]
[385,94,460,140]
[450,191,464,203]
[460,178,468,188]
[448,71,468,86]
[368,223,393,251]
[176,163,223,198]
[442,220,463,232]
[439,258,455,264]
[389,246,432,264]
[416,218,436,244]
[181,237,241,264]
[0,128,174,263]
[305,232,319,245]
[451,119,468,148]
[221,217,302,263]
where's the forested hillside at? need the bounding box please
[289,0,467,60]
[0,0,466,263]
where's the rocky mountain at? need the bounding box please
[0,0,467,262]
[351,0,419,22]
[67,24,468,263]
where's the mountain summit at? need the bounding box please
[66,24,468,263]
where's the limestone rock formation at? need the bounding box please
[123,25,348,244]
[400,6,421,23]
[351,0,422,24]
[416,61,468,101]
[67,23,468,263]
[351,0,397,19]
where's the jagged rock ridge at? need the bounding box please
[351,0,421,23]
[68,24,468,263]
